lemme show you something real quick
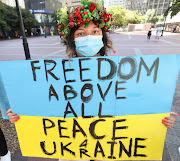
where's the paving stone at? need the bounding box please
[166,143,179,157]
[165,134,180,145]
[171,106,177,112]
[174,115,180,122]
[162,144,171,161]
[174,108,180,114]
[177,135,180,143]
[12,150,28,161]
[174,127,180,136]
[170,154,180,161]
[167,128,177,136]
[173,121,180,129]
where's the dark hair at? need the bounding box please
[61,25,114,59]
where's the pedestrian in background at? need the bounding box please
[156,27,161,40]
[147,28,152,41]
[161,29,164,37]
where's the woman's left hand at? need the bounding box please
[162,112,179,128]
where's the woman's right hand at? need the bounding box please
[6,109,19,123]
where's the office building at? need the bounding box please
[125,0,148,15]
[1,0,25,8]
[104,0,125,8]
[25,0,62,35]
[147,0,170,16]
[125,0,170,15]
[25,0,62,12]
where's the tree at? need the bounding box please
[21,9,38,29]
[126,10,145,24]
[168,0,180,18]
[51,6,68,23]
[107,5,144,27]
[108,5,126,27]
[51,11,58,23]
[144,9,155,23]
[51,6,68,34]
[0,1,13,32]
[0,1,38,36]
[144,9,165,24]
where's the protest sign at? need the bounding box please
[0,54,179,160]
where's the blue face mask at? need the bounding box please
[75,35,104,57]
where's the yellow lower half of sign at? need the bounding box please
[15,113,169,160]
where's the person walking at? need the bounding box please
[147,28,152,41]
[156,27,161,40]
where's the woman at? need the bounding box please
[6,0,179,160]
[156,27,161,40]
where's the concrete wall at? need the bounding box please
[128,23,152,31]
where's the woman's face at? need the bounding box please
[74,21,103,57]
[74,21,102,39]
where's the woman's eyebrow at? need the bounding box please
[77,29,84,31]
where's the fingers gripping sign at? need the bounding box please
[162,112,179,128]
[6,109,19,123]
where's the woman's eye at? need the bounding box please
[78,33,84,36]
[93,30,99,34]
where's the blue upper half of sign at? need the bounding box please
[0,55,179,118]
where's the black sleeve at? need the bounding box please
[0,128,8,156]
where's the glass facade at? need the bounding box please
[24,0,62,35]
[25,0,62,12]
[125,0,148,15]
[125,0,170,15]
[25,0,46,10]
[147,0,170,16]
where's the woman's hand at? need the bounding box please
[162,112,179,128]
[6,109,19,123]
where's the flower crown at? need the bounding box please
[57,0,114,39]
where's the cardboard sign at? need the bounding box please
[0,55,179,160]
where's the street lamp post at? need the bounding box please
[40,1,46,38]
[15,0,31,60]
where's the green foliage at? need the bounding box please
[168,0,180,18]
[107,5,145,27]
[51,6,68,23]
[51,11,58,23]
[21,9,38,28]
[0,1,38,32]
[144,9,156,23]
[144,9,165,24]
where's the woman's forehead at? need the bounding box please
[77,21,99,30]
